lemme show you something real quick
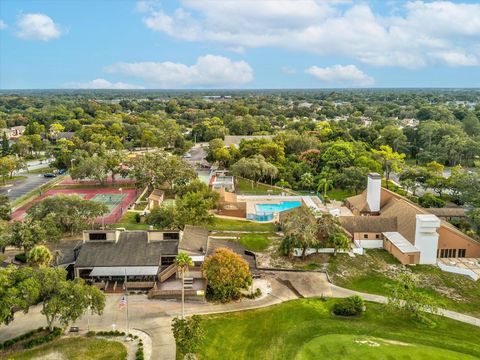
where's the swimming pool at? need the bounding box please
[255,201,302,214]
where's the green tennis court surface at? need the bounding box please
[91,193,127,212]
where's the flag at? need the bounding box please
[118,295,126,309]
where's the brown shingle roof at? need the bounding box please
[427,208,466,217]
[339,216,397,234]
[180,225,209,255]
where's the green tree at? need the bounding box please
[176,192,214,229]
[171,315,205,358]
[300,172,314,190]
[202,248,252,302]
[317,178,333,204]
[0,266,40,325]
[70,155,108,185]
[146,204,177,229]
[9,218,58,252]
[334,166,369,195]
[328,232,351,256]
[175,252,193,319]
[36,267,105,331]
[388,273,437,322]
[104,151,125,184]
[27,245,53,267]
[467,208,480,235]
[27,195,108,235]
[372,145,405,189]
[128,151,195,191]
[282,206,319,259]
[0,195,11,220]
[1,132,9,156]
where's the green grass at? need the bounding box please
[328,249,480,317]
[209,217,276,232]
[110,211,149,230]
[237,233,272,251]
[197,298,480,360]
[297,334,478,360]
[28,166,56,174]
[7,337,127,360]
[236,178,285,195]
[326,188,355,201]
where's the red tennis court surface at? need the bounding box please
[12,188,138,224]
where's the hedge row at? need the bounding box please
[0,327,62,351]
[136,340,144,360]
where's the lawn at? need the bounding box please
[110,211,149,230]
[235,178,285,195]
[328,249,480,317]
[197,298,480,360]
[209,217,276,232]
[237,233,273,251]
[7,337,127,360]
[326,187,355,201]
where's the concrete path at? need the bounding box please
[2,271,480,360]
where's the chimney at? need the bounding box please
[366,173,382,213]
[414,214,440,264]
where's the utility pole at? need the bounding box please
[124,268,129,336]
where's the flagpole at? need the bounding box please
[124,268,129,337]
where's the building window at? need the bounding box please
[375,234,380,239]
[89,233,107,241]
[458,249,466,258]
[364,234,368,239]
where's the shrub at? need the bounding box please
[202,248,252,302]
[14,253,27,263]
[134,213,141,223]
[332,296,364,317]
[23,327,62,349]
[0,327,46,350]
[135,339,145,360]
[96,330,125,337]
[418,193,445,208]
[86,331,96,337]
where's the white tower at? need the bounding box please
[366,173,382,213]
[414,214,440,264]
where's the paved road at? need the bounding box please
[1,271,479,359]
[184,144,207,163]
[0,173,56,202]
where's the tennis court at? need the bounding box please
[91,193,127,212]
[12,188,137,224]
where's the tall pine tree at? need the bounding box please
[1,132,9,156]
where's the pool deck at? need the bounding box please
[237,195,353,221]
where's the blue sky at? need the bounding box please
[1,0,480,89]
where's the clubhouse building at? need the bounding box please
[340,173,480,277]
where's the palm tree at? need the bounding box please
[317,178,333,205]
[27,245,52,267]
[175,252,193,319]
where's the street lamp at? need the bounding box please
[71,158,76,169]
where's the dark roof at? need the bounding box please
[180,226,209,255]
[47,240,83,265]
[427,208,466,217]
[74,231,178,268]
[339,216,397,234]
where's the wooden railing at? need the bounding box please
[159,264,177,282]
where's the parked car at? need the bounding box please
[43,173,57,178]
[57,168,67,175]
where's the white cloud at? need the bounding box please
[16,13,61,41]
[281,66,297,75]
[64,79,145,90]
[140,1,480,68]
[0,20,7,30]
[306,65,374,86]
[105,55,254,88]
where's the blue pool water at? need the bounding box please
[255,201,302,214]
